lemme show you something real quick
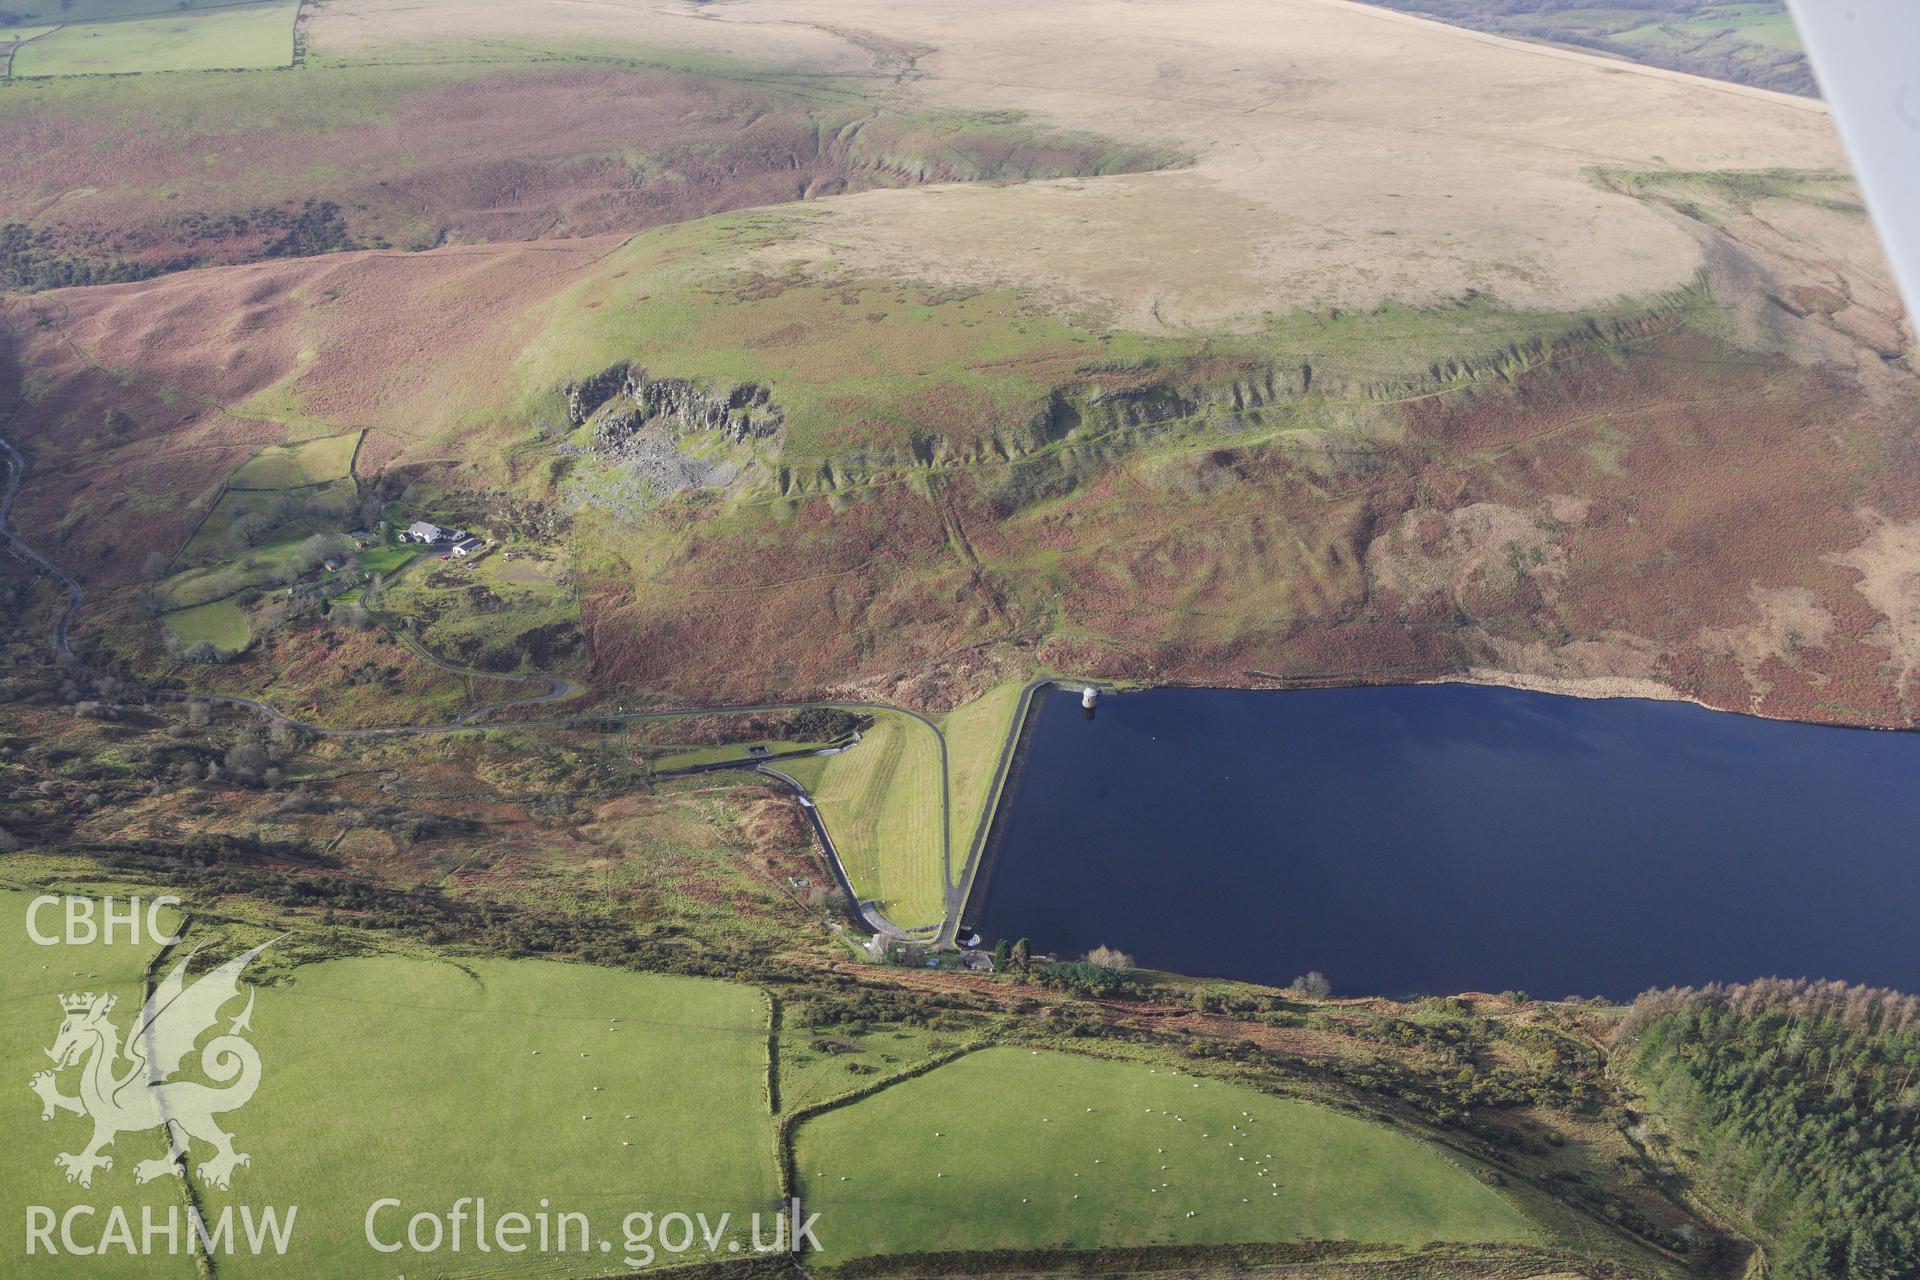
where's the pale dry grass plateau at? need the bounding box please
[311,0,1859,331]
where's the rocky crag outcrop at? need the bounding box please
[565,362,784,445]
[561,301,1687,513]
[558,362,783,504]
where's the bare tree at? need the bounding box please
[224,742,271,783]
[1291,970,1332,1000]
[226,511,273,550]
[280,532,357,584]
[1086,944,1134,971]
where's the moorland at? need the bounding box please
[2,0,1916,1276]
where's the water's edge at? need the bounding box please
[965,682,1920,997]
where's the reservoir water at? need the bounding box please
[972,684,1920,999]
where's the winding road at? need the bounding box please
[0,430,1099,945]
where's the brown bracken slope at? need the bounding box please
[2,0,1916,728]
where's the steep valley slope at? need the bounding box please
[1,0,1914,727]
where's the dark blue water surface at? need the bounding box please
[972,685,1920,999]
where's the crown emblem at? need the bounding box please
[34,941,273,1193]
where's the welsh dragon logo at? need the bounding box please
[29,941,271,1191]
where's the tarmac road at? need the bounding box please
[0,431,1099,944]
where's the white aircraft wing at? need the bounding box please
[1787,0,1920,322]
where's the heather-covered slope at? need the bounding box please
[0,52,1175,288]
[2,0,1914,727]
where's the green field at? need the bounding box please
[751,685,1024,935]
[0,25,55,80]
[174,434,360,565]
[10,1,298,77]
[3,0,251,23]
[161,596,251,653]
[1370,2,1806,94]
[1616,3,1802,52]
[778,1021,962,1116]
[0,24,56,39]
[353,542,415,578]
[795,1048,1538,1260]
[144,434,367,655]
[157,535,308,608]
[206,955,777,1278]
[182,429,360,560]
[1711,5,1802,51]
[777,711,946,930]
[180,481,356,563]
[0,888,191,1278]
[939,681,1028,872]
[225,433,359,490]
[1,889,781,1279]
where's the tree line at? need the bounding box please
[1617,979,1920,1278]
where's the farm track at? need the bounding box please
[1,429,1125,944]
[0,431,982,935]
